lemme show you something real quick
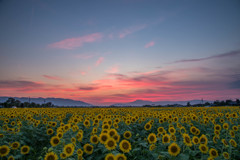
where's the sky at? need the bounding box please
[0,0,240,105]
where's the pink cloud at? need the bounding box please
[43,75,62,81]
[119,24,146,38]
[105,65,119,73]
[81,72,86,76]
[145,41,155,48]
[95,57,104,66]
[48,33,103,49]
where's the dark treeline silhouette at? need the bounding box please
[0,98,54,108]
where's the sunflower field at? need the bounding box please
[0,106,239,160]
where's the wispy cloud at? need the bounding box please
[48,33,103,49]
[74,53,94,59]
[174,50,240,63]
[95,57,104,66]
[144,41,155,48]
[119,24,146,38]
[43,75,62,81]
[0,80,44,88]
[105,65,119,73]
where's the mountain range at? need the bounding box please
[112,99,211,106]
[0,97,212,107]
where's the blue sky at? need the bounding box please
[0,0,240,105]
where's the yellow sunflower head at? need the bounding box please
[162,134,170,144]
[105,138,117,150]
[83,143,93,154]
[21,145,30,155]
[44,151,58,160]
[90,135,99,144]
[123,131,132,139]
[229,139,237,147]
[77,148,83,156]
[11,142,20,150]
[0,145,10,157]
[63,143,74,157]
[119,140,132,153]
[209,148,218,158]
[183,133,192,147]
[192,136,199,144]
[50,136,60,147]
[99,133,109,144]
[223,152,229,159]
[168,142,181,156]
[147,133,157,144]
[199,144,208,154]
[105,153,115,160]
[199,134,208,145]
[115,154,127,160]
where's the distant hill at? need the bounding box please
[0,97,92,106]
[113,99,211,106]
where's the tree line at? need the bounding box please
[0,98,54,108]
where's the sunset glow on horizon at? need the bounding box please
[0,0,240,105]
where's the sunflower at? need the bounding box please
[214,124,221,131]
[63,143,74,157]
[149,144,156,151]
[8,156,14,160]
[157,127,165,134]
[144,123,152,131]
[168,127,176,134]
[90,135,99,144]
[44,151,58,160]
[0,145,10,157]
[213,135,219,144]
[11,142,20,150]
[229,139,237,147]
[47,128,54,135]
[229,130,235,138]
[99,133,109,144]
[108,129,117,137]
[171,134,176,142]
[123,131,132,139]
[105,153,115,160]
[77,149,83,156]
[199,134,208,145]
[105,138,117,150]
[192,136,199,144]
[119,140,132,153]
[113,134,120,143]
[21,145,30,155]
[199,144,208,154]
[209,148,218,158]
[83,120,90,128]
[148,133,157,144]
[168,142,181,156]
[223,123,229,130]
[190,126,197,135]
[232,125,238,131]
[84,144,93,154]
[50,136,60,147]
[223,152,229,159]
[221,139,228,146]
[115,154,127,160]
[57,132,63,139]
[182,133,192,147]
[162,134,170,144]
[60,153,67,159]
